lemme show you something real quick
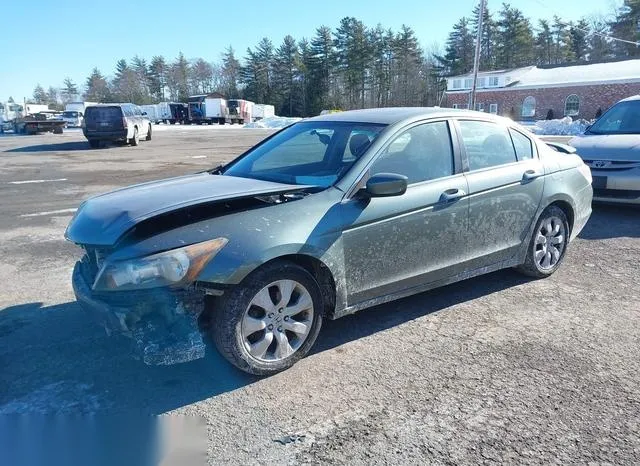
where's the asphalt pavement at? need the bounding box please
[0,127,638,465]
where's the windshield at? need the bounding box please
[62,111,78,118]
[587,100,640,135]
[223,121,386,187]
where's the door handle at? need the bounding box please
[522,169,542,181]
[440,188,466,202]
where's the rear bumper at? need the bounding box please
[83,129,128,140]
[72,261,207,365]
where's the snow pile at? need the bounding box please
[244,116,302,129]
[529,117,592,136]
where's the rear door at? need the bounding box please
[454,119,544,267]
[340,120,469,304]
[85,106,123,134]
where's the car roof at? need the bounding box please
[306,107,507,125]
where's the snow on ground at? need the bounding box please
[244,116,302,129]
[152,123,245,131]
[525,117,592,136]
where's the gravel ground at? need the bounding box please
[0,127,638,465]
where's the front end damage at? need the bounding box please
[72,256,208,365]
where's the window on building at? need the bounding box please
[452,79,462,89]
[370,121,454,184]
[565,94,580,116]
[477,77,486,88]
[464,78,473,88]
[458,120,518,170]
[452,104,459,109]
[475,103,485,112]
[509,129,534,160]
[489,103,498,114]
[488,76,499,87]
[522,96,536,118]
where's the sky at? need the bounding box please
[2,0,615,101]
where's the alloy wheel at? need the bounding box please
[534,216,566,270]
[241,280,314,362]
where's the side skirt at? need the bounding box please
[332,257,520,320]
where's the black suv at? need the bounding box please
[83,104,151,148]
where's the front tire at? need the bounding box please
[210,261,324,375]
[516,205,569,278]
[88,139,100,149]
[146,124,152,141]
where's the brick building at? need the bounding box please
[444,59,640,121]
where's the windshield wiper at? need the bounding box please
[207,165,225,175]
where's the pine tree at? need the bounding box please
[470,4,496,70]
[437,17,475,75]
[334,17,372,108]
[495,5,534,68]
[148,56,167,101]
[221,47,241,98]
[84,68,110,102]
[32,84,47,104]
[307,26,336,114]
[570,19,590,61]
[131,56,151,102]
[535,19,554,64]
[172,52,191,102]
[610,0,640,58]
[241,38,275,105]
[392,25,423,106]
[551,16,574,64]
[298,38,311,115]
[273,35,302,116]
[61,77,79,103]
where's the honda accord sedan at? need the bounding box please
[66,108,593,375]
[570,95,640,205]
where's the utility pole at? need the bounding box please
[468,0,486,111]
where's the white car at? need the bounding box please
[570,95,640,205]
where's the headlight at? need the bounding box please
[93,238,228,291]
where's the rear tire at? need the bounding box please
[130,127,139,146]
[210,261,324,375]
[88,140,100,149]
[516,205,569,278]
[146,125,152,141]
[53,126,63,134]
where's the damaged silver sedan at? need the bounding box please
[66,108,593,375]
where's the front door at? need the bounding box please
[455,119,544,266]
[341,120,469,305]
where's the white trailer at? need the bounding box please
[65,101,98,114]
[140,104,162,124]
[157,102,172,122]
[253,104,275,121]
[24,104,49,115]
[204,98,228,120]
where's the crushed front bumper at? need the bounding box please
[72,261,207,365]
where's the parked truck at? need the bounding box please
[253,104,275,121]
[0,102,24,133]
[188,94,228,125]
[156,102,189,124]
[227,99,254,124]
[140,104,162,124]
[62,102,98,128]
[14,112,66,135]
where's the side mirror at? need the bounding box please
[141,111,147,116]
[364,173,408,197]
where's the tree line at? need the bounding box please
[29,1,640,117]
[439,0,640,75]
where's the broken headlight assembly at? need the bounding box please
[92,238,228,291]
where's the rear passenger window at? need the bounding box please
[370,121,454,184]
[458,121,517,170]
[510,129,534,160]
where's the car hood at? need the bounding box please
[569,134,640,160]
[65,173,306,246]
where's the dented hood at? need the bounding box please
[65,173,304,246]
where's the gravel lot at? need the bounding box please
[0,127,638,464]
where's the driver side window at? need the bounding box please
[370,121,454,184]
